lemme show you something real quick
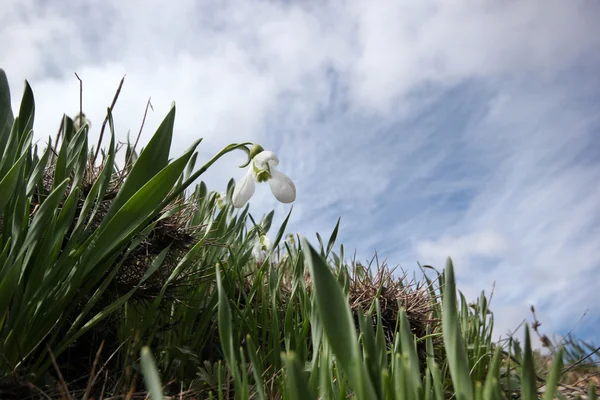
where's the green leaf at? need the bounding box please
[0,239,11,279]
[426,335,444,400]
[55,241,168,360]
[26,142,51,196]
[302,237,376,399]
[17,80,34,139]
[15,179,69,262]
[374,299,387,369]
[216,266,243,396]
[483,345,502,398]
[521,325,537,400]
[399,307,423,397]
[0,150,27,211]
[141,346,164,400]
[86,140,199,268]
[325,217,341,257]
[7,180,28,253]
[246,335,266,400]
[260,210,274,233]
[184,151,198,181]
[0,123,30,183]
[52,118,70,190]
[103,105,175,223]
[78,128,116,234]
[357,309,381,399]
[0,69,14,152]
[442,257,474,400]
[261,206,293,267]
[315,232,324,255]
[0,254,21,330]
[283,351,316,400]
[589,382,598,400]
[543,347,563,400]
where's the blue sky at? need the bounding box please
[2,0,599,346]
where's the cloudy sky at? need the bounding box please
[2,0,599,346]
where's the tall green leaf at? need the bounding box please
[0,69,14,152]
[325,217,341,257]
[0,151,27,211]
[17,80,34,142]
[543,347,563,400]
[84,139,199,269]
[302,237,376,399]
[216,266,243,396]
[102,105,175,223]
[141,346,164,400]
[521,325,537,400]
[283,351,315,400]
[442,257,474,400]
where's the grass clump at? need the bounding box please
[0,69,598,399]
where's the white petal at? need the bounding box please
[268,168,296,203]
[252,241,262,258]
[260,235,272,251]
[253,151,279,168]
[232,169,255,208]
[252,241,267,264]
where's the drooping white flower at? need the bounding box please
[215,191,227,209]
[286,233,296,246]
[73,112,91,131]
[252,234,272,264]
[232,150,296,208]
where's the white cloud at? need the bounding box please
[345,0,600,114]
[416,230,509,271]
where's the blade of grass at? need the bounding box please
[0,69,14,150]
[0,151,27,211]
[141,346,164,400]
[216,266,243,396]
[283,351,315,400]
[83,140,199,270]
[521,325,537,400]
[442,257,474,400]
[325,217,341,258]
[102,105,175,223]
[483,345,502,399]
[17,80,35,141]
[399,307,423,397]
[245,334,266,400]
[542,347,563,400]
[301,237,377,399]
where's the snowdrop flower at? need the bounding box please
[287,233,296,246]
[232,145,296,208]
[215,191,227,209]
[252,234,272,264]
[73,112,91,131]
